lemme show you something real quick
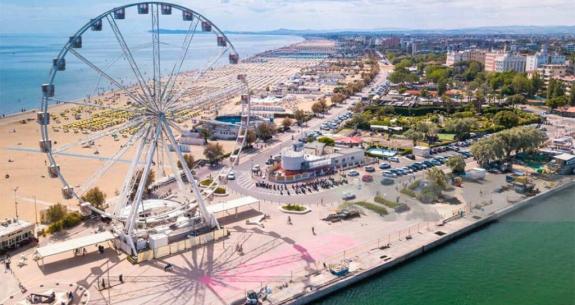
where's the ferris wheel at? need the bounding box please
[37,2,251,253]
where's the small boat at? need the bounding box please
[329,262,349,276]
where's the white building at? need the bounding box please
[494,53,526,72]
[526,46,566,72]
[280,145,364,172]
[445,49,486,66]
[1,218,35,251]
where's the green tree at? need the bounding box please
[446,155,466,174]
[46,203,67,223]
[203,143,224,165]
[255,121,277,141]
[437,79,448,96]
[529,72,544,97]
[493,110,520,128]
[570,84,575,106]
[199,128,211,145]
[81,187,106,210]
[403,128,424,146]
[245,129,257,147]
[444,117,478,140]
[318,137,335,146]
[426,167,448,190]
[511,74,531,96]
[281,117,293,130]
[177,154,195,170]
[293,109,306,126]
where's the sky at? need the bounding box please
[0,0,574,34]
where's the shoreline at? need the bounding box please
[260,178,575,305]
[0,34,306,118]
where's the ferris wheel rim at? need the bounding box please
[38,2,251,217]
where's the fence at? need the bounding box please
[135,228,229,263]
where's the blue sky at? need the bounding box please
[1,0,574,33]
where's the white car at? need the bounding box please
[227,171,236,180]
[251,164,261,172]
[342,192,356,200]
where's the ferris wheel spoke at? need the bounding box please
[161,117,217,228]
[106,15,156,111]
[161,128,186,191]
[67,48,148,108]
[126,123,163,236]
[77,124,148,196]
[52,116,146,154]
[113,124,152,218]
[160,17,200,107]
[164,46,231,110]
[151,4,162,111]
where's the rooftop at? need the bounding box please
[0,218,34,237]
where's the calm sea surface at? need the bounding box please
[0,32,303,115]
[313,186,575,305]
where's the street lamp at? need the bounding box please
[13,187,19,219]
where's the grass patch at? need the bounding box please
[200,178,213,187]
[374,195,399,209]
[352,201,388,215]
[400,188,416,197]
[437,133,455,141]
[282,203,306,212]
[214,187,226,194]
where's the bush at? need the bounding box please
[374,195,399,209]
[214,187,226,194]
[401,188,416,197]
[62,212,83,229]
[200,178,213,187]
[282,203,306,212]
[353,201,388,215]
[47,221,63,234]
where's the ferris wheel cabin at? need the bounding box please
[91,19,102,31]
[37,112,50,125]
[161,4,172,15]
[114,8,125,19]
[41,84,54,97]
[217,36,227,47]
[61,186,74,200]
[69,36,82,48]
[182,10,193,21]
[53,58,65,71]
[48,164,60,178]
[137,3,149,14]
[201,21,212,32]
[229,53,239,64]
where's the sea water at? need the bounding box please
[313,186,575,305]
[0,32,303,115]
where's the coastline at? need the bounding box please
[251,178,575,305]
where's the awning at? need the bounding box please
[207,196,259,214]
[35,231,115,259]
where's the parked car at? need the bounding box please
[342,192,356,200]
[347,170,360,177]
[227,171,236,180]
[405,154,416,160]
[362,174,374,182]
[383,170,397,178]
[379,163,391,169]
[389,157,400,163]
[365,166,375,173]
[252,164,261,172]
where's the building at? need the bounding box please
[526,46,566,72]
[1,218,35,251]
[275,144,365,183]
[564,43,575,53]
[552,153,575,174]
[484,51,506,72]
[494,53,526,72]
[203,115,269,140]
[445,49,486,66]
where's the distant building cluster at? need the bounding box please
[445,45,568,73]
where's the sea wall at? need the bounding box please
[283,179,575,305]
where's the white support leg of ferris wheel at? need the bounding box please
[161,116,218,229]
[125,123,162,254]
